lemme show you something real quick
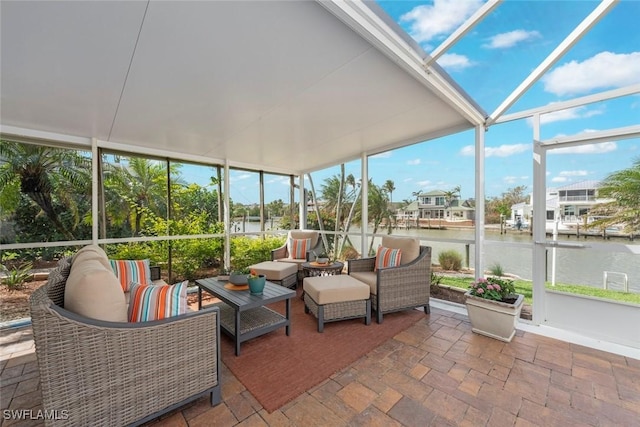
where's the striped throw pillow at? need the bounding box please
[375,246,402,271]
[288,238,311,259]
[128,281,188,322]
[110,259,152,292]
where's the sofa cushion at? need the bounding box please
[65,258,128,322]
[287,238,311,259]
[374,246,402,271]
[128,280,188,322]
[109,259,153,292]
[72,244,111,270]
[381,236,420,265]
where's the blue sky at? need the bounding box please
[205,1,640,205]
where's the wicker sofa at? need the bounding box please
[29,252,221,427]
[348,236,432,323]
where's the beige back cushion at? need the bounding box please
[72,244,111,270]
[381,236,420,265]
[289,230,319,248]
[65,258,128,322]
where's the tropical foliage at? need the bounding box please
[1,140,288,281]
[588,157,640,234]
[1,140,91,240]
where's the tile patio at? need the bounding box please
[2,307,639,426]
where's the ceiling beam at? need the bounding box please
[428,0,502,64]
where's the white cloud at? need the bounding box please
[417,180,431,187]
[460,145,475,156]
[484,30,541,49]
[485,144,530,157]
[370,152,392,159]
[231,173,252,182]
[549,141,617,155]
[438,53,474,71]
[503,175,529,184]
[527,106,604,125]
[266,176,288,185]
[407,159,422,165]
[460,143,529,157]
[400,0,483,43]
[542,51,640,96]
[403,177,413,182]
[551,176,568,183]
[559,170,588,177]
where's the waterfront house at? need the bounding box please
[510,181,616,231]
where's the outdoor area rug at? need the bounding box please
[219,288,425,413]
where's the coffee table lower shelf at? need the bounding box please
[213,301,289,353]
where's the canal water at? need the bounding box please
[250,221,640,291]
[385,227,640,291]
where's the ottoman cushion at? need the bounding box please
[304,275,369,305]
[250,261,298,281]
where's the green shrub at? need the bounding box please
[430,272,443,292]
[438,250,462,271]
[1,262,33,290]
[230,235,286,271]
[489,263,504,276]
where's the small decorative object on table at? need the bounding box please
[229,269,249,285]
[465,276,524,342]
[247,269,266,295]
[313,251,329,265]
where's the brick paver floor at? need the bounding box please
[2,307,639,426]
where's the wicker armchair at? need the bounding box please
[29,258,222,427]
[271,230,324,267]
[348,239,431,323]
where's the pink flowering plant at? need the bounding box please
[468,276,516,302]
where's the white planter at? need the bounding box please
[464,291,524,342]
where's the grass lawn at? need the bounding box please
[437,275,640,306]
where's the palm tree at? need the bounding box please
[0,140,90,240]
[383,179,396,203]
[365,182,392,254]
[103,157,173,236]
[588,158,640,234]
[442,185,461,220]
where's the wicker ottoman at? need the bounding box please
[303,275,371,332]
[249,261,298,288]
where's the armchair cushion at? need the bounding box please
[349,271,378,294]
[374,246,402,271]
[288,238,311,259]
[65,258,128,322]
[289,230,319,248]
[110,259,153,292]
[381,236,420,265]
[128,280,188,322]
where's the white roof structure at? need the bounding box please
[0,0,484,175]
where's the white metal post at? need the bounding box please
[91,138,99,244]
[299,173,306,230]
[361,152,369,257]
[474,125,485,279]
[532,113,546,325]
[224,161,231,270]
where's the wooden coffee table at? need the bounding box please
[195,277,295,356]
